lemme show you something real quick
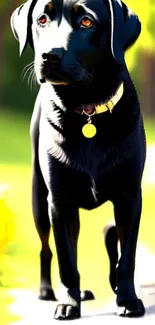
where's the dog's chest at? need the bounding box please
[39,106,131,182]
[41,124,107,176]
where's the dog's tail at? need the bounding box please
[103,224,119,294]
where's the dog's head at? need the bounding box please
[11,0,141,85]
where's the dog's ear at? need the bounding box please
[106,0,141,65]
[122,2,141,51]
[10,0,37,55]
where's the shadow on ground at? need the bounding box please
[7,282,155,325]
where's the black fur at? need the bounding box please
[11,0,146,319]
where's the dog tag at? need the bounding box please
[82,123,97,138]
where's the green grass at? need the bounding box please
[0,110,31,165]
[144,117,155,144]
[0,110,155,324]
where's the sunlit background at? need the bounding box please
[0,1,155,324]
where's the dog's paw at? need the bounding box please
[80,290,95,301]
[117,299,145,317]
[39,288,57,301]
[54,304,81,320]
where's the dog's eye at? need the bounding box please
[80,16,94,28]
[38,14,48,26]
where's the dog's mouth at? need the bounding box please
[40,68,70,85]
[38,62,92,86]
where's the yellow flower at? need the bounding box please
[0,184,15,252]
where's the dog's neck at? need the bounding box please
[55,71,125,110]
[41,63,126,113]
[57,85,119,110]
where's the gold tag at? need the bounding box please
[82,123,97,138]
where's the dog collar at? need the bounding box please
[75,82,124,138]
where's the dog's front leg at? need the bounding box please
[50,205,81,320]
[47,161,81,320]
[113,189,145,317]
[44,156,81,321]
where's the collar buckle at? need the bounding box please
[105,100,114,113]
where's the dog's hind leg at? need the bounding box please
[103,224,119,294]
[32,163,56,300]
[30,102,56,301]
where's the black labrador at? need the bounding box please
[11,0,146,320]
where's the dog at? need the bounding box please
[11,0,146,320]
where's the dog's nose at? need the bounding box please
[42,48,64,65]
[42,53,61,64]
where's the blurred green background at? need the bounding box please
[0,0,155,324]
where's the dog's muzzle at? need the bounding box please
[40,51,63,83]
